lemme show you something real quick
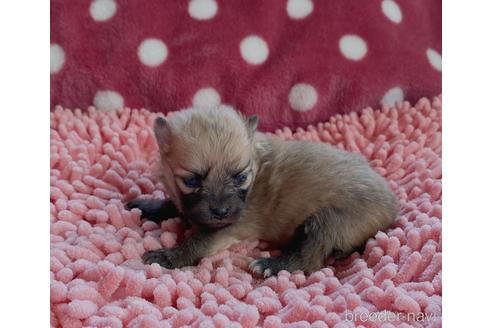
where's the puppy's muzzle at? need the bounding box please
[209,206,230,219]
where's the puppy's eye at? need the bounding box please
[233,173,247,186]
[183,175,202,188]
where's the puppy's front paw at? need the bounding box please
[249,257,285,278]
[142,248,179,268]
[125,198,164,221]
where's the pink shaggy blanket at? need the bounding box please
[50,96,442,328]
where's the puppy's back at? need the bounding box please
[247,135,398,249]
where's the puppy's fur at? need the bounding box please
[127,105,398,276]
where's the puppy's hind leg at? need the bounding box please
[125,198,179,223]
[250,208,342,277]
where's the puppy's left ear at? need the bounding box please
[245,115,259,138]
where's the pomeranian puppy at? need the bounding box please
[127,105,398,277]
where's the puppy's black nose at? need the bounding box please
[210,206,230,219]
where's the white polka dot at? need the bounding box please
[288,83,318,112]
[339,35,368,61]
[193,88,221,108]
[188,0,218,20]
[90,0,117,22]
[426,48,442,72]
[93,90,124,111]
[381,87,404,107]
[50,44,65,74]
[240,35,269,65]
[381,0,402,24]
[138,38,168,67]
[286,0,314,19]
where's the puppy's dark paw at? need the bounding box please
[249,257,288,278]
[125,198,167,222]
[142,248,179,268]
[332,248,352,260]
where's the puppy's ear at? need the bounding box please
[245,115,259,138]
[154,116,183,212]
[154,116,171,151]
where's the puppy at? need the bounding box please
[127,105,398,276]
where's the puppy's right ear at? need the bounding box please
[245,115,259,139]
[154,116,171,152]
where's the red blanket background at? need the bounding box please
[50,0,441,131]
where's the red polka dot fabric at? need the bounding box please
[50,0,441,131]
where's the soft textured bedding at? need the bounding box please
[50,0,441,130]
[50,96,442,327]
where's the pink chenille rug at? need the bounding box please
[50,96,442,328]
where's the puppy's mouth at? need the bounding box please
[206,221,232,229]
[194,214,239,230]
[183,203,244,229]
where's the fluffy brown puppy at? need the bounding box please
[127,105,398,277]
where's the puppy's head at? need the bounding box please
[154,105,258,229]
